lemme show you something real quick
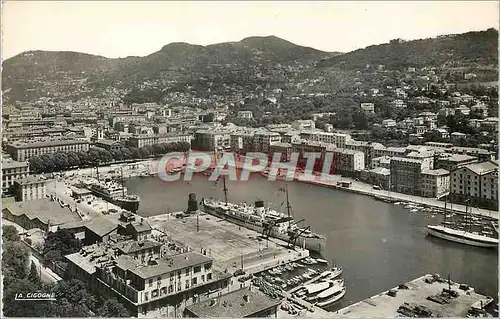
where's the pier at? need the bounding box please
[336,274,494,318]
[147,211,309,275]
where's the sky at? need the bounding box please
[2,1,499,60]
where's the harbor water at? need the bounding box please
[125,174,498,311]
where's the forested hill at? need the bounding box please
[318,28,499,70]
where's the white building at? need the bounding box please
[360,103,375,114]
[382,119,397,128]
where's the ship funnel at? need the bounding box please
[254,200,265,216]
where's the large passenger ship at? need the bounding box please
[201,177,327,252]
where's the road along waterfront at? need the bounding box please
[125,173,498,311]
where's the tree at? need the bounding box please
[97,298,130,317]
[43,230,82,269]
[28,261,41,285]
[2,278,52,317]
[2,241,30,279]
[3,225,20,242]
[52,279,97,317]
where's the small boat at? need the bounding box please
[303,273,313,279]
[316,279,344,299]
[308,268,317,274]
[316,286,347,307]
[316,258,328,264]
[319,267,343,281]
[410,208,419,213]
[281,283,287,289]
[285,264,294,272]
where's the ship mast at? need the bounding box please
[285,184,292,229]
[222,176,228,205]
[121,166,125,198]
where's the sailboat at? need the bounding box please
[427,198,498,248]
[201,178,327,252]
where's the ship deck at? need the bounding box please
[147,212,309,274]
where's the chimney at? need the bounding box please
[243,294,250,303]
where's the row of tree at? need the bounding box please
[29,141,191,173]
[2,226,130,317]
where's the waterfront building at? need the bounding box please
[184,287,280,318]
[390,157,426,196]
[193,129,232,151]
[330,148,365,176]
[12,176,49,201]
[360,167,390,189]
[229,130,256,154]
[128,133,192,149]
[450,161,498,210]
[65,248,231,316]
[269,142,292,162]
[1,160,29,196]
[421,169,450,198]
[345,140,371,167]
[253,131,281,154]
[371,156,392,169]
[434,154,478,172]
[6,138,90,161]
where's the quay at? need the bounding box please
[336,274,494,318]
[147,211,309,276]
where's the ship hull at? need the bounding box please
[202,200,326,252]
[316,288,346,308]
[89,189,140,213]
[116,198,140,213]
[427,226,498,248]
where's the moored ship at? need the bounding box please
[427,198,498,248]
[85,166,140,213]
[87,181,140,213]
[201,177,327,252]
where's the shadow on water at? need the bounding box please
[126,174,498,310]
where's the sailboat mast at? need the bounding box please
[222,176,228,205]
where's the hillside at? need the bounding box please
[318,28,499,70]
[2,36,339,102]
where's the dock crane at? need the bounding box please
[288,226,310,249]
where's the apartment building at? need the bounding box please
[2,160,29,195]
[421,169,450,198]
[390,157,426,196]
[128,134,192,149]
[450,161,498,210]
[6,138,90,161]
[12,176,49,201]
[193,130,232,151]
[66,248,231,316]
[344,140,371,167]
[329,148,365,176]
[253,131,281,154]
[229,131,256,154]
[312,132,352,148]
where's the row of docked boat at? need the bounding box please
[293,266,346,308]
